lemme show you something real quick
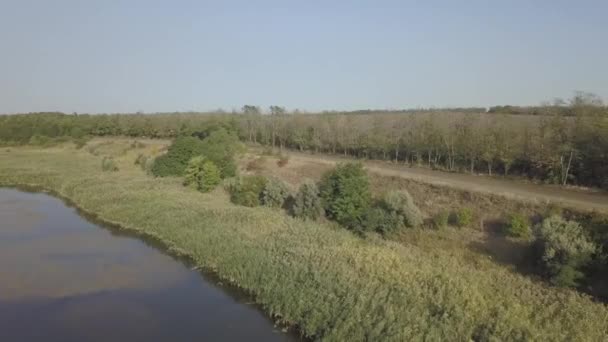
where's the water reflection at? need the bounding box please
[0,188,298,341]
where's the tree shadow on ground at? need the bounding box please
[467,218,538,277]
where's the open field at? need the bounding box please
[1,139,607,341]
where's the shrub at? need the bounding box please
[381,190,423,228]
[291,180,324,220]
[455,208,474,228]
[433,210,450,229]
[198,128,242,178]
[151,136,204,177]
[234,191,259,207]
[184,156,221,192]
[359,206,403,234]
[319,163,371,228]
[504,213,531,238]
[198,160,221,192]
[101,156,118,172]
[261,178,290,208]
[534,215,596,287]
[544,203,563,219]
[277,155,289,167]
[183,156,206,188]
[228,175,268,207]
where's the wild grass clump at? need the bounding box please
[433,210,450,229]
[131,140,146,149]
[277,155,289,167]
[101,156,118,172]
[504,213,531,238]
[291,180,324,220]
[246,157,266,172]
[534,215,596,287]
[319,162,371,229]
[455,207,474,227]
[261,178,290,208]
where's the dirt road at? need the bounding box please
[284,151,608,213]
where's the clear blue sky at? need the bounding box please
[0,0,606,113]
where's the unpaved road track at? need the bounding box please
[284,151,608,213]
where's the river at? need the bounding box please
[0,188,299,341]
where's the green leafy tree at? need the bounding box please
[319,163,371,228]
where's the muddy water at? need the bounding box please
[0,188,299,342]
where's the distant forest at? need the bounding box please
[1,92,607,189]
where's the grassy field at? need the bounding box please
[1,139,607,341]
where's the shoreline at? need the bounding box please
[0,183,307,340]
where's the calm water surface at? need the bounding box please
[0,188,299,342]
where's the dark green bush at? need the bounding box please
[151,136,204,177]
[534,215,596,287]
[234,191,259,207]
[101,156,118,172]
[228,175,268,207]
[381,190,423,228]
[198,128,242,178]
[359,206,403,234]
[433,210,450,229]
[504,213,531,238]
[455,208,474,228]
[261,178,290,208]
[291,180,324,220]
[319,163,371,229]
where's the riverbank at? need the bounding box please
[1,142,607,341]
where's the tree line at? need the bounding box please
[1,92,606,189]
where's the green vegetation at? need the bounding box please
[505,213,531,239]
[261,178,290,208]
[381,190,423,229]
[3,93,607,189]
[101,156,118,172]
[534,216,597,287]
[1,144,607,341]
[455,207,474,228]
[319,163,371,229]
[183,156,221,193]
[291,180,324,220]
[151,136,204,177]
[227,175,268,207]
[197,128,240,178]
[433,210,450,229]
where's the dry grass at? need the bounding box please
[1,140,607,341]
